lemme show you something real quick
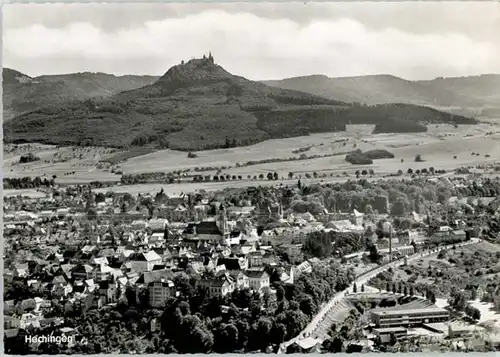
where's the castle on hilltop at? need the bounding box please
[182,52,214,66]
[202,51,215,64]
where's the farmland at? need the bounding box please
[117,123,500,178]
[4,122,500,193]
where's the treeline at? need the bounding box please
[120,152,353,185]
[4,176,55,189]
[290,177,500,218]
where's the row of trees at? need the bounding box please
[4,176,55,189]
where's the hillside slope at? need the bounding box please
[264,74,481,108]
[2,68,159,121]
[4,56,477,151]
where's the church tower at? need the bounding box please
[217,205,228,236]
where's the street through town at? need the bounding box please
[279,238,481,351]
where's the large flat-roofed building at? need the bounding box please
[371,307,449,328]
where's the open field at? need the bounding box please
[3,189,50,198]
[104,123,500,179]
[4,123,500,191]
[3,144,121,183]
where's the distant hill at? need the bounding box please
[2,68,159,121]
[416,74,500,118]
[264,74,500,119]
[264,74,481,107]
[3,68,33,85]
[4,56,477,151]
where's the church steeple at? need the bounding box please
[217,205,228,236]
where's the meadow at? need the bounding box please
[4,123,500,193]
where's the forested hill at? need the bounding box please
[4,57,477,151]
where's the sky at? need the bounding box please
[3,2,500,80]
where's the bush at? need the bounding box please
[187,152,198,158]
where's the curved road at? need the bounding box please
[280,238,481,351]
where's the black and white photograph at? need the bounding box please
[3,1,500,354]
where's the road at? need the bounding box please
[279,238,480,351]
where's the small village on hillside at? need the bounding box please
[3,175,500,353]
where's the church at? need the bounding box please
[183,206,229,243]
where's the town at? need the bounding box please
[3,2,500,355]
[4,174,500,353]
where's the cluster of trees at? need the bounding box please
[19,152,40,164]
[355,169,375,177]
[3,176,55,189]
[6,261,355,354]
[345,151,373,165]
[345,149,395,166]
[448,288,481,320]
[303,231,366,259]
[223,136,238,149]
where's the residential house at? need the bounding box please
[92,264,118,282]
[131,220,147,231]
[326,220,363,233]
[199,275,235,297]
[129,251,163,273]
[216,257,246,272]
[226,205,255,219]
[228,271,250,289]
[98,276,118,304]
[71,264,94,281]
[13,264,29,278]
[279,267,294,285]
[245,270,270,292]
[148,232,165,247]
[167,194,187,207]
[464,281,484,300]
[351,209,364,226]
[148,218,168,232]
[281,244,302,257]
[451,230,466,241]
[296,261,312,275]
[247,251,263,268]
[11,312,42,329]
[148,278,176,307]
[171,204,189,221]
[434,226,452,239]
